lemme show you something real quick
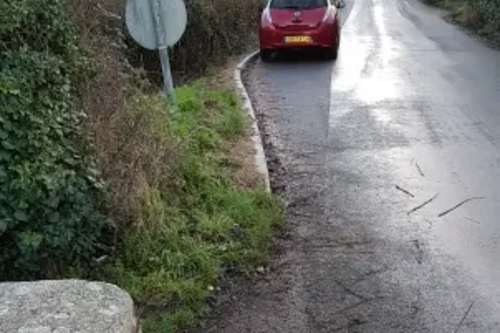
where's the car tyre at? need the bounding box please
[325,46,338,60]
[260,50,273,62]
[325,46,339,60]
[325,33,340,61]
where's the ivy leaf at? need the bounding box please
[0,81,20,95]
[14,210,28,222]
[20,232,44,250]
[2,140,14,150]
[2,120,12,131]
[0,220,7,233]
[48,212,60,223]
[46,196,60,208]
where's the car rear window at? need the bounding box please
[270,0,328,9]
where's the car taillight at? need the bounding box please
[322,7,332,23]
[263,9,273,24]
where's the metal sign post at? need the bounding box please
[125,0,187,104]
[150,0,175,103]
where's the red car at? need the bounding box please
[259,0,342,61]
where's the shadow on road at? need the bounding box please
[267,49,335,63]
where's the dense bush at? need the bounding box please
[429,0,500,35]
[0,0,110,280]
[125,0,263,81]
[172,0,262,70]
[473,0,500,32]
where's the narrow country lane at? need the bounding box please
[203,0,500,331]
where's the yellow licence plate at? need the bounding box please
[285,36,311,43]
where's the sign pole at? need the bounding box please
[158,48,175,104]
[150,0,176,104]
[126,0,186,104]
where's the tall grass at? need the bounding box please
[106,84,284,332]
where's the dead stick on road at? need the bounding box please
[465,217,481,224]
[415,162,425,177]
[453,301,474,333]
[407,193,439,215]
[395,185,415,198]
[438,197,484,218]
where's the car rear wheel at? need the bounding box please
[325,31,340,60]
[325,46,338,60]
[260,50,273,62]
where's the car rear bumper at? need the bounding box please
[259,23,337,51]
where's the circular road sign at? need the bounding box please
[126,0,187,50]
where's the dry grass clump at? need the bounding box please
[65,0,177,231]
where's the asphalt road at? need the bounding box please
[203,0,500,332]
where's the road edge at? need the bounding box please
[234,50,271,193]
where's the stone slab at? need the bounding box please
[0,280,140,333]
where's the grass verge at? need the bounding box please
[426,0,500,46]
[104,81,284,332]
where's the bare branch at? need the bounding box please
[465,217,481,224]
[407,193,439,215]
[395,185,415,198]
[415,162,425,177]
[438,197,484,218]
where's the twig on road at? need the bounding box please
[465,217,481,224]
[453,301,475,333]
[411,159,425,177]
[407,193,439,215]
[415,162,425,177]
[438,197,484,218]
[395,185,415,198]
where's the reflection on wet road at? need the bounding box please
[203,0,500,331]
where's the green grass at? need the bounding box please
[106,81,284,332]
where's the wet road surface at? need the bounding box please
[204,0,500,331]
